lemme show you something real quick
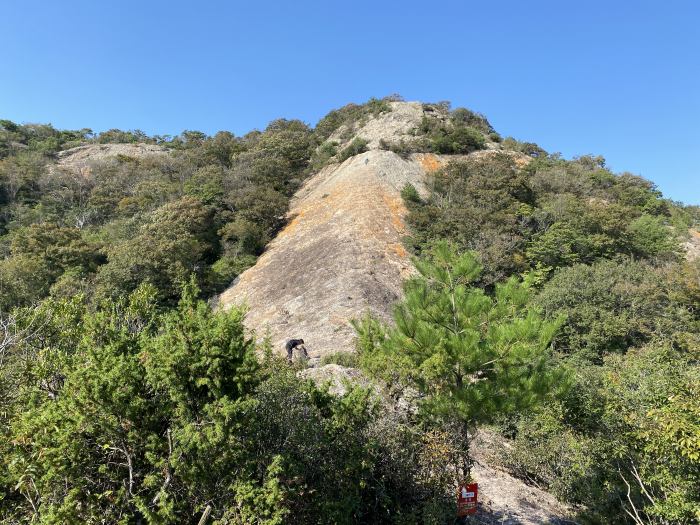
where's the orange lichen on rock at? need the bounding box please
[391,243,408,258]
[382,192,408,233]
[277,209,306,237]
[217,150,426,357]
[419,153,442,172]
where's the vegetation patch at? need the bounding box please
[336,137,369,162]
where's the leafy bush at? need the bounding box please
[319,351,359,367]
[0,115,316,310]
[535,258,695,361]
[378,138,416,158]
[429,125,485,154]
[337,137,369,162]
[0,283,457,523]
[310,140,339,170]
[449,107,494,134]
[400,183,421,204]
[502,137,548,157]
[404,153,534,285]
[502,343,700,524]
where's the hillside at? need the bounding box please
[0,99,698,524]
[217,102,531,358]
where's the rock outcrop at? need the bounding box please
[217,101,574,523]
[217,101,530,358]
[217,103,448,358]
[218,148,438,357]
[54,143,167,177]
[684,229,700,261]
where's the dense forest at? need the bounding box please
[0,98,698,524]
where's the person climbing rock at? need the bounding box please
[285,338,308,362]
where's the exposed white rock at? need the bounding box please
[217,149,437,357]
[54,143,167,177]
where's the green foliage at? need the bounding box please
[95,197,218,302]
[409,107,489,155]
[319,350,359,368]
[449,107,494,134]
[405,152,683,287]
[209,254,257,290]
[337,137,369,162]
[0,282,261,523]
[378,137,415,158]
[627,213,679,257]
[502,343,700,524]
[97,128,151,144]
[400,182,421,203]
[0,115,316,310]
[0,120,91,158]
[404,154,534,285]
[309,140,339,170]
[0,254,54,309]
[535,259,696,361]
[356,242,566,475]
[429,125,485,154]
[2,101,699,523]
[501,137,548,157]
[0,283,456,523]
[604,345,700,523]
[228,368,456,524]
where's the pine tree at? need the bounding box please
[355,241,567,478]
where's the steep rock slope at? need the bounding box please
[217,101,525,357]
[218,148,436,357]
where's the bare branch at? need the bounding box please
[151,428,173,506]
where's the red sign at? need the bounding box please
[457,482,478,516]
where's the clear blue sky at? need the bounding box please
[2,0,698,204]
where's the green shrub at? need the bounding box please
[209,254,257,290]
[450,107,494,134]
[0,283,457,523]
[378,138,421,158]
[337,137,369,162]
[429,125,485,154]
[319,351,359,367]
[502,344,700,524]
[627,213,679,257]
[502,137,547,157]
[309,140,339,170]
[535,258,694,361]
[400,182,421,203]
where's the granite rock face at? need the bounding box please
[217,101,529,358]
[217,148,442,357]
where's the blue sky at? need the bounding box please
[2,0,698,204]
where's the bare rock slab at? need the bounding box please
[218,149,431,357]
